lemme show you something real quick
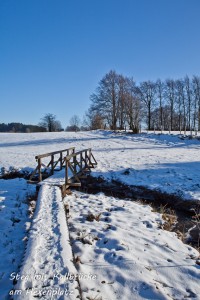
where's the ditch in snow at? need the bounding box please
[77,175,200,251]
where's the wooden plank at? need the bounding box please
[81,155,91,170]
[75,159,82,170]
[53,158,60,169]
[38,158,42,182]
[41,163,51,170]
[67,182,81,187]
[60,153,63,170]
[73,156,77,173]
[27,180,38,184]
[51,155,54,175]
[35,147,75,159]
[65,148,91,160]
[91,152,97,165]
[65,159,69,186]
[86,153,94,168]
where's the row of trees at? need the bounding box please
[0,115,64,133]
[87,70,200,133]
[39,113,83,132]
[0,114,81,133]
[38,113,84,132]
[3,70,200,134]
[0,123,46,133]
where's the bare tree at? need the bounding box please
[91,113,105,130]
[192,75,200,132]
[117,74,127,130]
[70,115,80,128]
[139,81,156,130]
[184,75,192,132]
[66,115,81,132]
[156,79,165,132]
[124,78,141,133]
[90,70,119,130]
[175,79,185,133]
[39,113,62,132]
[165,79,176,132]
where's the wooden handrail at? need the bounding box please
[29,147,97,188]
[35,147,75,159]
[65,148,97,187]
[65,148,91,160]
[29,147,75,182]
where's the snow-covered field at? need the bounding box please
[1,130,200,200]
[0,131,200,299]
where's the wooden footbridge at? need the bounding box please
[29,147,97,196]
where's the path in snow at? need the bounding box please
[14,184,79,300]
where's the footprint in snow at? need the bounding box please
[104,216,111,222]
[186,289,197,298]
[102,211,111,216]
[104,224,117,231]
[142,221,153,228]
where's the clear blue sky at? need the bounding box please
[0,0,200,128]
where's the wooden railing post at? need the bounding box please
[85,150,88,168]
[51,155,54,175]
[73,156,77,174]
[60,152,63,170]
[65,158,69,186]
[80,152,83,171]
[38,158,42,182]
[89,148,92,165]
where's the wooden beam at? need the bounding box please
[67,182,81,187]
[35,147,75,159]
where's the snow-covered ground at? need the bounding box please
[0,131,200,299]
[65,191,200,300]
[0,179,35,298]
[0,130,200,200]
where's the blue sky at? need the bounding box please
[0,0,200,128]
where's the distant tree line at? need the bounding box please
[86,70,200,133]
[0,114,64,133]
[0,122,46,133]
[3,71,200,134]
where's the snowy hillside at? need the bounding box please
[0,131,200,299]
[1,130,200,200]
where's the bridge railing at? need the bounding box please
[29,147,75,182]
[65,148,97,187]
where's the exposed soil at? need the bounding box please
[78,175,200,251]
